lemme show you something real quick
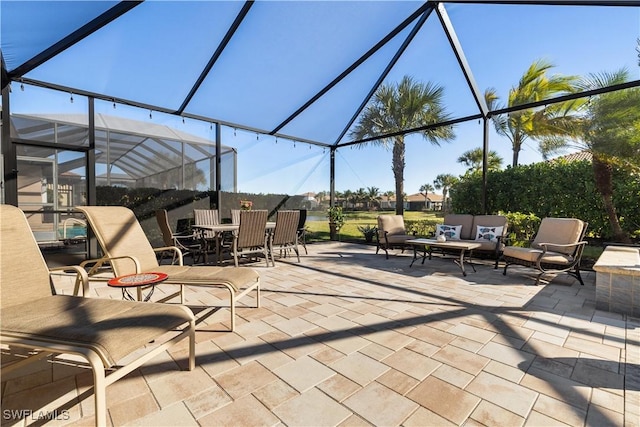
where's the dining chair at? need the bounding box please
[296,209,308,255]
[193,208,220,257]
[231,209,241,225]
[270,210,301,264]
[232,210,271,267]
[156,209,203,265]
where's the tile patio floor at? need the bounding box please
[2,241,639,426]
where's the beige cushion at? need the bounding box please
[378,215,407,236]
[443,214,474,240]
[154,265,259,292]
[503,246,573,265]
[386,234,415,244]
[473,240,500,252]
[532,218,584,255]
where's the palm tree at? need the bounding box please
[433,173,458,213]
[365,186,381,210]
[350,75,455,215]
[576,69,640,242]
[419,183,435,209]
[485,59,583,167]
[354,188,367,209]
[457,148,503,174]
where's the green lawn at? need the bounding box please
[305,210,443,242]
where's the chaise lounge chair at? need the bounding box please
[76,206,261,331]
[0,204,196,427]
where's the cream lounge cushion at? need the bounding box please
[378,215,408,236]
[503,246,573,265]
[531,218,584,255]
[443,214,474,240]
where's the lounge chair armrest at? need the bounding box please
[538,241,588,251]
[49,265,89,296]
[80,255,142,276]
[154,246,184,266]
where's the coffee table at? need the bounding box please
[406,238,482,276]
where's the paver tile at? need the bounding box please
[213,361,278,399]
[406,376,481,425]
[330,351,389,386]
[183,384,233,419]
[198,394,281,427]
[466,371,538,417]
[432,363,475,389]
[402,407,456,427]
[381,348,440,380]
[146,367,217,408]
[448,323,496,344]
[273,355,335,392]
[470,400,525,427]
[126,402,198,426]
[272,388,352,426]
[318,374,362,402]
[432,345,490,375]
[343,382,419,426]
[252,379,299,410]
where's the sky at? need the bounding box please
[4,1,640,197]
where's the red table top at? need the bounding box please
[107,272,168,287]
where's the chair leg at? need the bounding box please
[503,263,509,276]
[572,266,585,286]
[229,290,236,331]
[89,354,107,427]
[534,272,544,286]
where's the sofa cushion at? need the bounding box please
[436,224,462,240]
[475,225,504,243]
[503,246,573,265]
[377,215,407,236]
[443,214,474,240]
[532,218,584,255]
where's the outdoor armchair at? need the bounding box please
[76,206,260,331]
[0,204,195,427]
[376,215,416,259]
[502,217,588,286]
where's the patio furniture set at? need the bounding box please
[1,203,593,427]
[377,213,589,285]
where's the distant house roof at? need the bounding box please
[406,193,443,203]
[548,150,592,163]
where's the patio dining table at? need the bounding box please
[193,222,276,264]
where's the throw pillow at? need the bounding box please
[435,224,462,240]
[475,225,503,242]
